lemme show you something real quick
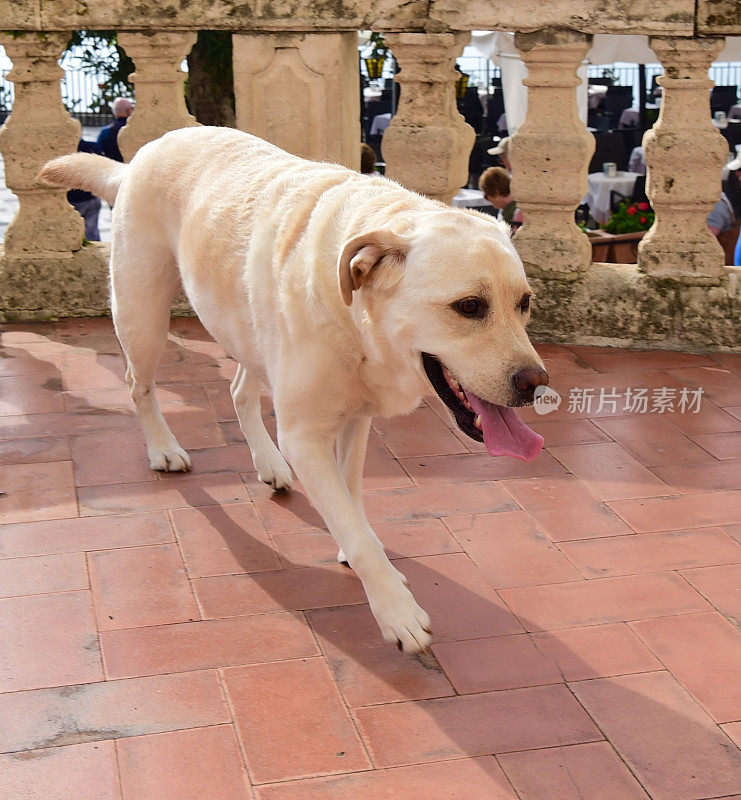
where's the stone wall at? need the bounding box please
[1,0,734,34]
[0,2,739,350]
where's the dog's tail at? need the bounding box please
[38,153,127,206]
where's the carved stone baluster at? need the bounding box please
[382,33,474,204]
[233,32,360,168]
[116,32,199,162]
[0,31,83,256]
[511,29,594,278]
[639,37,728,283]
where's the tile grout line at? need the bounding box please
[301,610,377,769]
[166,507,203,621]
[84,550,111,681]
[80,543,109,685]
[371,426,419,487]
[490,754,527,800]
[621,611,741,725]
[671,569,741,629]
[215,667,261,792]
[562,680,655,799]
[112,738,127,800]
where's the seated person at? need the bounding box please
[717,152,741,265]
[726,154,741,264]
[479,166,523,231]
[628,146,646,175]
[708,192,736,236]
[707,190,739,265]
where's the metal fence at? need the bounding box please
[457,55,741,110]
[0,47,738,124]
[0,39,124,125]
[0,67,116,125]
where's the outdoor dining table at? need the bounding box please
[584,170,642,224]
[452,188,494,209]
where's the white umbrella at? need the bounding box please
[717,37,741,61]
[470,33,662,130]
[587,35,657,65]
[470,31,529,134]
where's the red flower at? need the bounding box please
[637,202,650,211]
[640,216,647,224]
[626,206,637,216]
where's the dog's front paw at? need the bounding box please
[148,445,192,472]
[254,450,293,492]
[368,577,432,654]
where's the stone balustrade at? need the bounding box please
[0,0,738,349]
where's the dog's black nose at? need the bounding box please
[512,367,549,404]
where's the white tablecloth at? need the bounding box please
[369,113,391,136]
[452,189,494,209]
[588,86,607,109]
[619,108,640,128]
[584,171,641,224]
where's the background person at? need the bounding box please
[68,138,102,241]
[479,166,523,231]
[723,152,741,265]
[360,143,377,174]
[707,188,739,266]
[487,136,511,174]
[97,97,134,162]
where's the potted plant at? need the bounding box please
[589,199,655,263]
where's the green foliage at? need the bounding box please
[368,32,389,57]
[64,31,134,112]
[603,198,655,234]
[185,32,235,125]
[191,30,232,84]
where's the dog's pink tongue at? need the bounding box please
[464,390,544,462]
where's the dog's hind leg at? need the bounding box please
[111,242,191,472]
[231,364,293,491]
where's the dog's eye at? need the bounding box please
[453,297,487,319]
[520,294,531,313]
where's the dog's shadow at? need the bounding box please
[180,482,741,796]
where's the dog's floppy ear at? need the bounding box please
[338,229,410,306]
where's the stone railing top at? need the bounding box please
[1,0,739,36]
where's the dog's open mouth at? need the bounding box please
[421,353,543,462]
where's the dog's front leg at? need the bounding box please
[279,424,432,653]
[337,415,371,510]
[335,415,383,564]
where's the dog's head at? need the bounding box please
[338,211,546,461]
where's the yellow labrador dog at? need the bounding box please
[41,127,548,653]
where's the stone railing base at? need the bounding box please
[0,244,110,321]
[0,244,195,321]
[2,252,737,352]
[529,264,740,352]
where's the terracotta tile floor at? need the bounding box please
[1,317,740,800]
